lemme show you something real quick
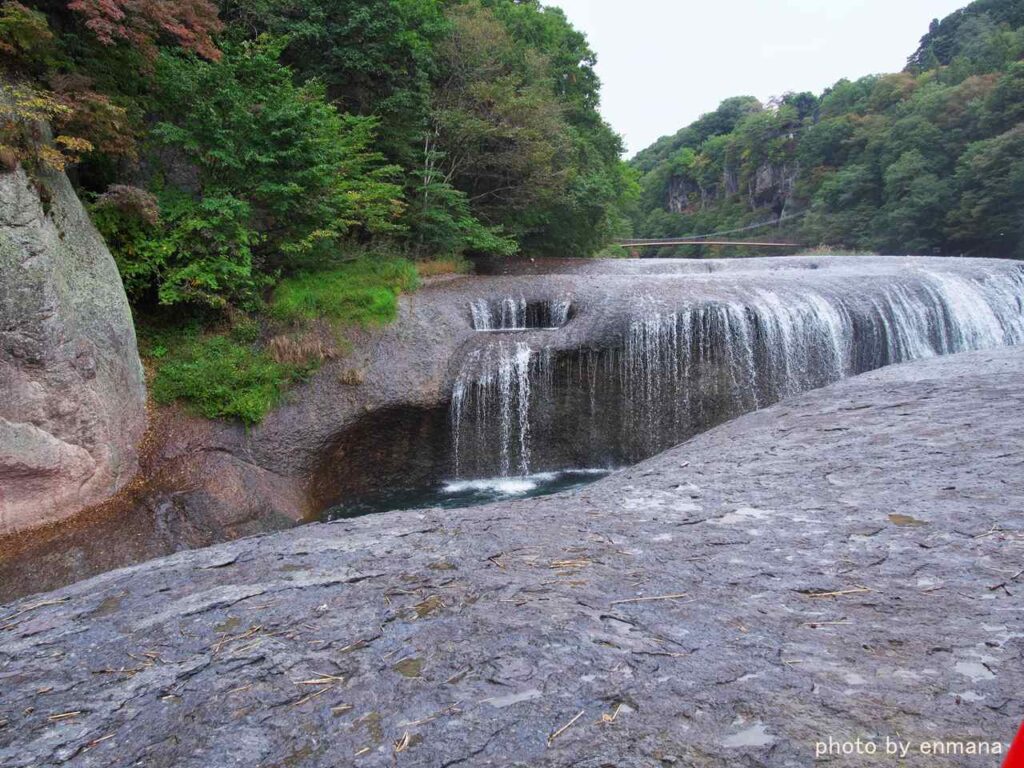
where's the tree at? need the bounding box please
[97,38,406,309]
[404,140,518,258]
[947,125,1024,257]
[218,0,445,165]
[66,0,222,60]
[983,61,1024,133]
[430,2,569,237]
[879,150,953,252]
[630,0,1024,257]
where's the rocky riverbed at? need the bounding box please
[1,346,1021,767]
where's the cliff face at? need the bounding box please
[664,161,797,215]
[0,163,147,534]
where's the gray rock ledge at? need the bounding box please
[1,346,1022,767]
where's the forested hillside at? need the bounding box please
[0,0,634,421]
[631,0,1024,259]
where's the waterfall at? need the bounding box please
[470,296,572,331]
[451,341,534,477]
[451,264,1024,479]
[470,297,525,331]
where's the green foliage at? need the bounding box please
[270,257,420,327]
[631,0,1024,258]
[421,0,629,255]
[429,3,569,235]
[152,191,261,308]
[948,124,1024,257]
[93,186,262,308]
[152,38,405,267]
[151,333,306,424]
[219,0,445,163]
[908,0,1024,72]
[632,96,762,174]
[17,0,636,422]
[404,158,519,258]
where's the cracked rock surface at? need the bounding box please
[1,347,1022,766]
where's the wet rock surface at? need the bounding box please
[1,346,1022,767]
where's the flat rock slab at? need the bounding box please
[1,347,1022,767]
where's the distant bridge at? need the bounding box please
[614,238,801,249]
[616,211,807,251]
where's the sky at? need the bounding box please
[548,0,969,156]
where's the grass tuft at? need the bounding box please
[270,257,420,327]
[151,334,309,425]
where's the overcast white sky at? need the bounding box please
[548,0,969,156]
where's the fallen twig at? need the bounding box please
[600,703,623,724]
[394,732,412,753]
[293,673,345,686]
[610,592,689,605]
[292,685,334,708]
[802,620,852,628]
[400,703,461,727]
[82,734,114,751]
[211,625,262,655]
[800,586,871,599]
[547,709,585,747]
[487,553,506,569]
[47,711,81,722]
[550,558,591,570]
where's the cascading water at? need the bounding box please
[470,296,573,331]
[451,341,535,477]
[450,264,1024,480]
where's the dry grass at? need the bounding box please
[267,331,335,366]
[415,257,471,278]
[0,146,18,172]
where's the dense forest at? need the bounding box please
[0,0,634,420]
[631,0,1024,259]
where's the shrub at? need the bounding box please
[93,187,263,309]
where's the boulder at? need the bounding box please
[0,163,146,534]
